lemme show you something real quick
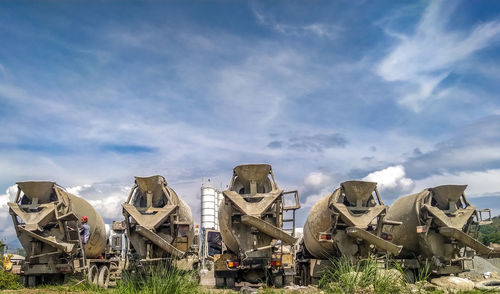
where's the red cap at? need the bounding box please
[81,216,88,222]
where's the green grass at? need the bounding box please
[318,256,408,294]
[0,269,22,290]
[0,261,203,293]
[259,288,283,294]
[39,278,107,293]
[115,261,201,294]
[315,256,500,294]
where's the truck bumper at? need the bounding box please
[214,270,238,278]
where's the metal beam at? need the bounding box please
[346,227,402,256]
[241,215,296,245]
[135,225,185,258]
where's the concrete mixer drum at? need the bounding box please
[122,175,198,270]
[214,164,300,288]
[296,180,402,285]
[7,181,119,287]
[382,185,493,276]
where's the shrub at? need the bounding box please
[0,269,22,290]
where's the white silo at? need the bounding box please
[201,184,217,230]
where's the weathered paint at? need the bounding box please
[122,175,194,260]
[302,181,398,259]
[383,185,491,263]
[9,181,106,259]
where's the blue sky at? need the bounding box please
[1,0,500,248]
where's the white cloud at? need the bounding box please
[251,6,340,39]
[303,172,332,188]
[210,49,324,125]
[1,1,499,243]
[0,185,17,207]
[301,172,336,208]
[88,197,124,222]
[273,22,340,39]
[0,63,6,76]
[404,115,500,179]
[363,165,414,193]
[412,169,500,197]
[377,1,500,111]
[66,184,92,196]
[302,191,327,208]
[67,184,130,222]
[0,185,18,247]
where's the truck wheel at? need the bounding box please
[225,277,235,288]
[44,274,64,284]
[405,269,416,284]
[300,264,309,286]
[215,277,225,288]
[284,274,293,286]
[273,275,283,288]
[19,275,27,287]
[97,266,110,288]
[27,275,37,287]
[88,264,99,284]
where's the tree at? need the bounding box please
[478,216,500,245]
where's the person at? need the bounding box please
[79,216,90,244]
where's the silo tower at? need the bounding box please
[200,179,223,268]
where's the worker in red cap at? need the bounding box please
[79,216,90,244]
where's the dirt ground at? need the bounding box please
[6,257,500,294]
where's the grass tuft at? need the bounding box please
[318,256,408,294]
[116,261,201,294]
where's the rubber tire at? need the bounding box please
[284,274,293,286]
[225,277,235,288]
[273,275,284,288]
[27,275,37,288]
[88,264,99,284]
[475,279,500,291]
[215,277,225,288]
[19,275,27,287]
[28,275,37,287]
[300,264,310,286]
[405,269,416,284]
[97,266,110,288]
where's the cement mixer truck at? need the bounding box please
[214,164,300,288]
[8,181,126,288]
[295,181,403,285]
[122,175,198,270]
[382,185,493,279]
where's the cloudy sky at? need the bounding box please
[1,0,500,248]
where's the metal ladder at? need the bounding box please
[282,190,300,237]
[63,220,87,272]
